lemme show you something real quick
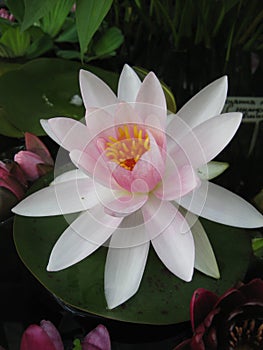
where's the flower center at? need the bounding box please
[105,124,150,171]
[228,318,263,349]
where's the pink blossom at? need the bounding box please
[82,324,111,350]
[13,65,263,309]
[0,8,15,21]
[14,132,54,182]
[20,320,63,350]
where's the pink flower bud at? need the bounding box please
[20,320,63,350]
[82,324,111,350]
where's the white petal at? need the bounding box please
[47,117,91,153]
[177,76,228,128]
[106,210,148,248]
[142,196,195,281]
[172,113,242,169]
[51,169,88,185]
[79,69,117,109]
[40,119,61,145]
[178,180,263,228]
[197,161,229,180]
[135,73,167,127]
[184,211,220,278]
[105,240,150,309]
[85,107,116,136]
[117,64,141,102]
[12,178,106,216]
[47,207,122,271]
[104,193,148,217]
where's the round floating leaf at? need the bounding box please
[14,174,251,325]
[0,58,118,137]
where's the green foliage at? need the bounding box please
[92,26,124,58]
[0,26,30,57]
[21,0,55,31]
[252,238,263,258]
[39,0,75,38]
[5,0,25,22]
[72,339,82,350]
[0,59,118,137]
[75,0,113,60]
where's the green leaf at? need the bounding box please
[0,26,30,57]
[55,18,78,43]
[72,339,82,350]
[56,50,81,60]
[252,238,263,258]
[21,0,55,31]
[75,0,113,60]
[0,59,118,136]
[0,61,21,76]
[93,27,124,57]
[0,58,84,136]
[5,0,25,23]
[26,33,53,59]
[0,108,23,137]
[0,43,15,58]
[40,0,75,37]
[14,173,251,324]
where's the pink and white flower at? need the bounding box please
[13,65,263,309]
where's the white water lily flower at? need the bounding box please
[13,65,263,309]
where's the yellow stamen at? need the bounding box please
[105,124,150,171]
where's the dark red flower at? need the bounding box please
[174,279,263,350]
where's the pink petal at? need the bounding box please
[46,117,91,152]
[14,151,46,181]
[25,132,54,165]
[142,197,195,281]
[82,324,111,350]
[20,324,57,350]
[172,113,242,169]
[154,154,199,200]
[70,149,119,189]
[177,76,228,128]
[118,64,141,102]
[132,132,165,190]
[39,321,64,350]
[110,131,165,192]
[178,180,263,228]
[104,193,148,217]
[79,69,117,109]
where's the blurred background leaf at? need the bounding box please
[75,0,113,60]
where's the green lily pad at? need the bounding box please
[0,58,118,137]
[13,174,251,325]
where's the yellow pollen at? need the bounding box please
[105,124,150,171]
